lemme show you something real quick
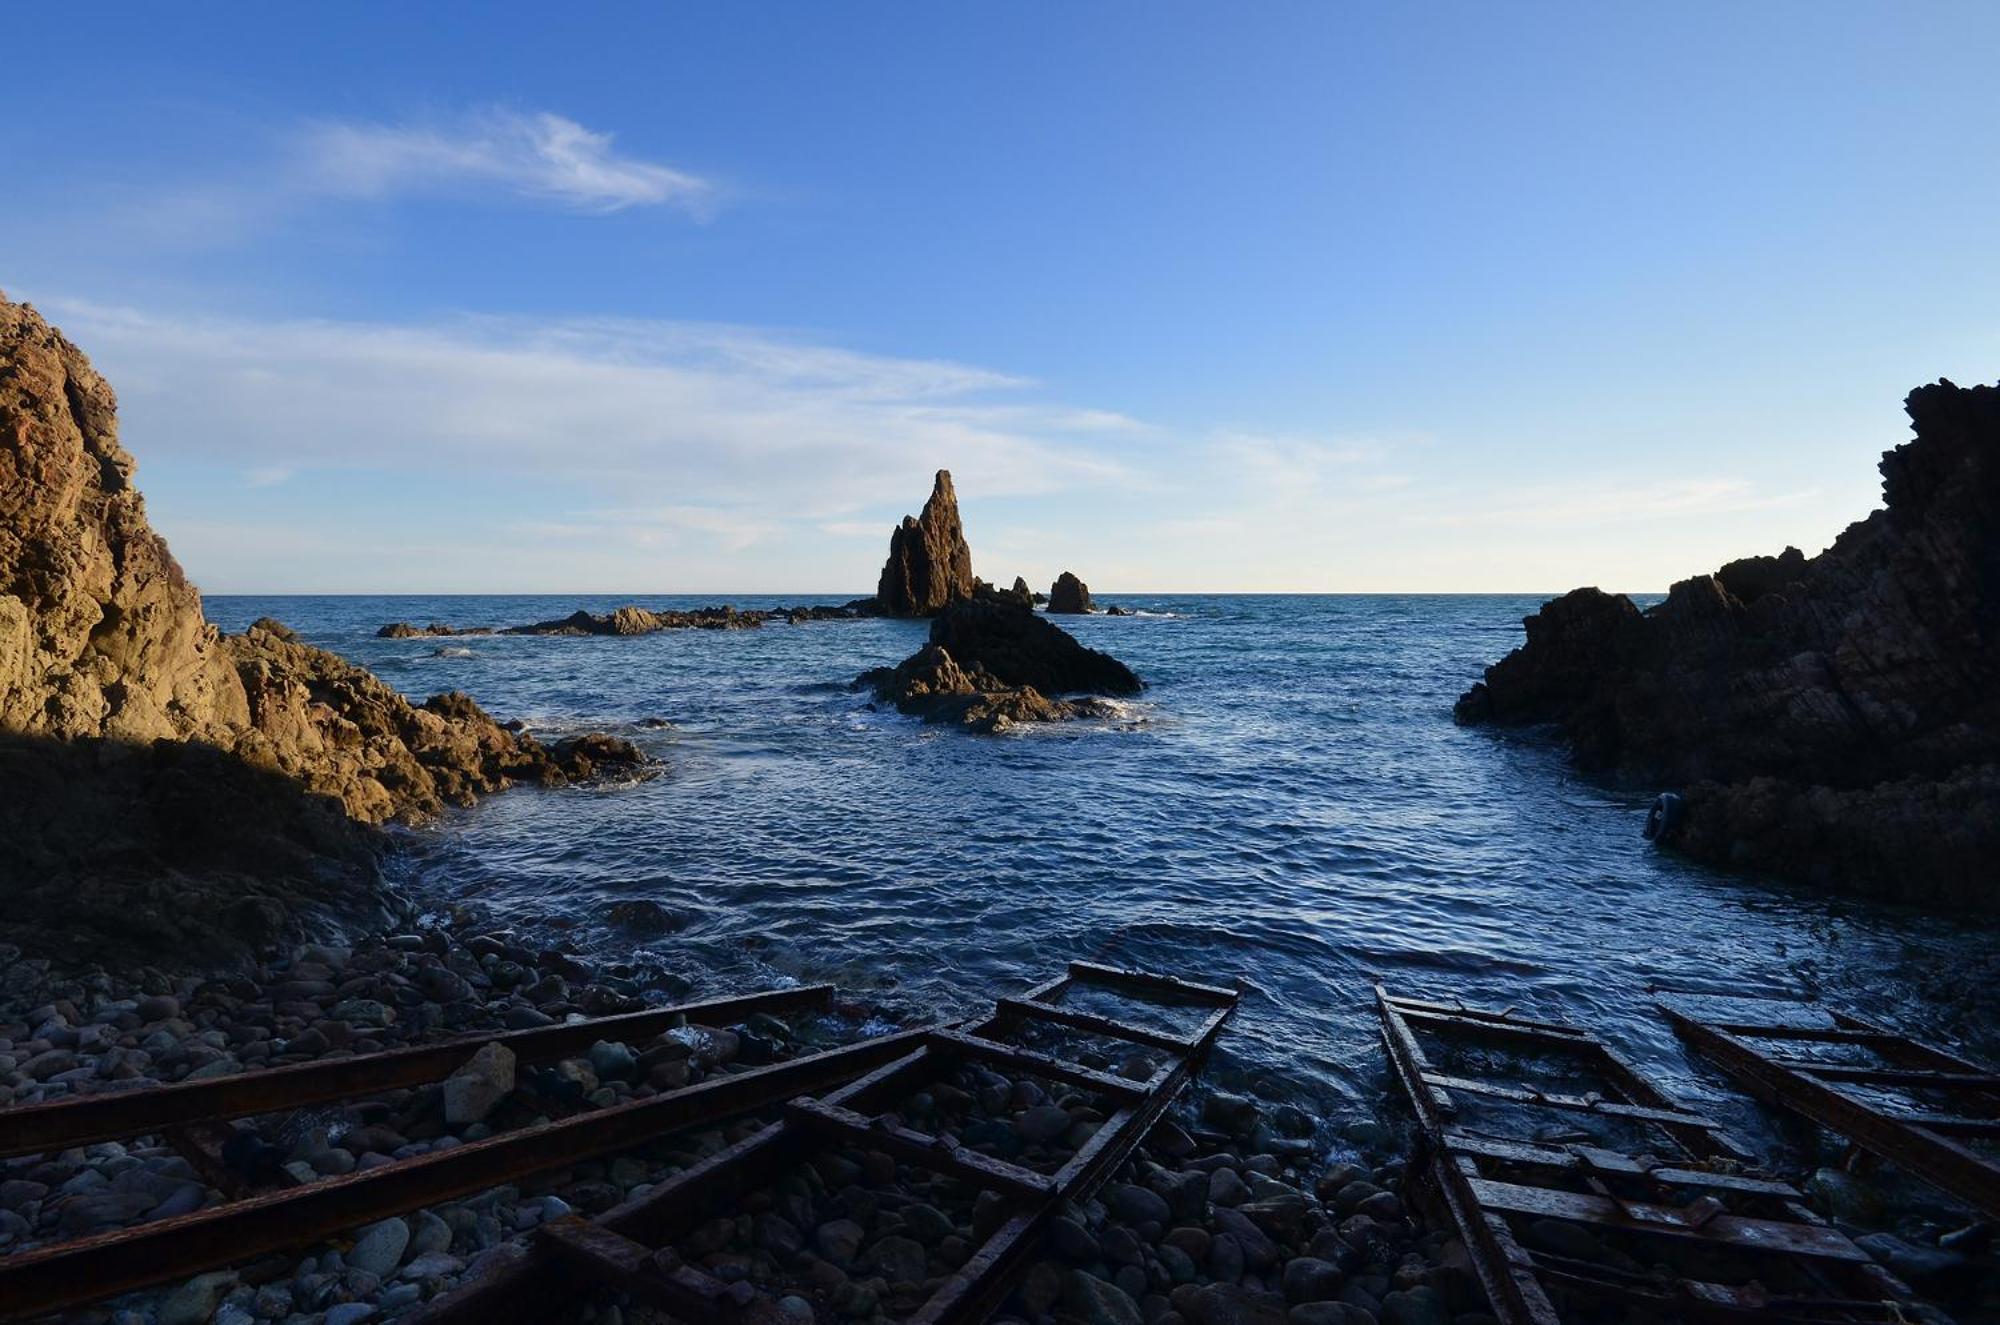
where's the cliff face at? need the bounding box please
[0,294,638,961]
[875,470,975,616]
[1456,380,2000,909]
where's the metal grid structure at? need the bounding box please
[409,961,1240,1325]
[1660,998,2000,1220]
[1377,987,1917,1325]
[0,985,927,1322]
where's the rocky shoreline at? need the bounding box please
[0,908,1464,1325]
[1455,380,2000,911]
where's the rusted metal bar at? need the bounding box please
[996,996,1192,1054]
[1066,960,1238,1005]
[0,1024,927,1323]
[1380,988,1913,1325]
[412,963,1239,1325]
[925,1028,1150,1101]
[783,1097,1058,1199]
[1462,1177,1871,1261]
[0,984,834,1159]
[1664,999,2000,1218]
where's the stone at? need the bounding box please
[1454,379,2000,909]
[1282,1256,1345,1303]
[158,1271,239,1325]
[1049,571,1095,614]
[1804,1166,1882,1223]
[869,1233,928,1283]
[442,1042,516,1125]
[904,1202,956,1245]
[1019,1103,1075,1145]
[1378,1286,1449,1325]
[136,995,180,1022]
[347,1216,410,1276]
[876,470,976,616]
[1109,1182,1172,1227]
[587,1039,638,1081]
[408,1209,453,1257]
[1062,1268,1144,1325]
[1172,1282,1289,1325]
[816,1218,865,1265]
[323,1305,377,1325]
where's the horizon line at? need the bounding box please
[198,587,1667,599]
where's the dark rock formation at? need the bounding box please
[0,293,647,960]
[859,589,1141,732]
[381,601,875,636]
[1048,571,1093,614]
[1007,576,1035,607]
[1456,380,2000,909]
[875,470,975,616]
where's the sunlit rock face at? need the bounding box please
[875,469,976,617]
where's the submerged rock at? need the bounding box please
[858,589,1141,732]
[1049,570,1094,614]
[875,470,975,616]
[1456,379,2000,909]
[0,293,648,963]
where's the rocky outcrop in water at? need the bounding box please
[1048,570,1094,614]
[380,601,875,638]
[0,293,646,960]
[860,589,1142,732]
[1455,379,2000,910]
[875,470,975,616]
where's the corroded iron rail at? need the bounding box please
[410,960,1241,1325]
[1377,986,1916,1325]
[1661,998,2000,1219]
[0,985,922,1322]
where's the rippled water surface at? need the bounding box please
[206,594,1999,1139]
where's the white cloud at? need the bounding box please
[297,109,713,214]
[39,296,1133,521]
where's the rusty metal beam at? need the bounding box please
[411,964,1238,1325]
[1663,1001,2000,1219]
[0,1024,927,1323]
[995,996,1193,1054]
[924,1028,1149,1101]
[1463,1177,1870,1262]
[0,984,835,1160]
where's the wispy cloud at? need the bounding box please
[1423,477,1822,528]
[39,297,1134,521]
[297,109,714,214]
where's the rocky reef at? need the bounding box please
[1456,379,2000,910]
[378,601,875,639]
[875,469,975,616]
[861,589,1143,733]
[1049,570,1094,614]
[0,294,644,961]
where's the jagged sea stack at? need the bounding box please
[1048,571,1093,613]
[1455,379,2000,910]
[875,469,975,616]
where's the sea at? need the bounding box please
[204,593,2000,1158]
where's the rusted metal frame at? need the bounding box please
[783,1097,1058,1199]
[1380,990,1903,1325]
[1769,1060,2000,1093]
[924,1028,1149,1102]
[1378,992,1584,1036]
[906,983,1237,1325]
[1441,1132,1802,1198]
[0,1025,928,1324]
[414,968,1236,1325]
[1415,1070,1721,1130]
[1831,1009,1996,1074]
[1529,1256,1898,1324]
[1663,1004,2000,1219]
[1705,1020,1969,1073]
[539,1218,795,1324]
[995,996,1194,1054]
[1386,1002,1594,1050]
[1463,1176,1870,1261]
[1378,993,1559,1325]
[0,983,834,1160]
[1066,960,1238,1006]
[1895,1112,2000,1135]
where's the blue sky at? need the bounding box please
[5,3,1997,593]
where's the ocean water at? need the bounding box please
[204,593,2000,1145]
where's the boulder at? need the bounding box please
[875,470,975,616]
[856,590,1142,732]
[441,1042,516,1125]
[0,293,650,963]
[1049,570,1094,613]
[1455,380,2000,910]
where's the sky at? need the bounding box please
[4,3,1998,594]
